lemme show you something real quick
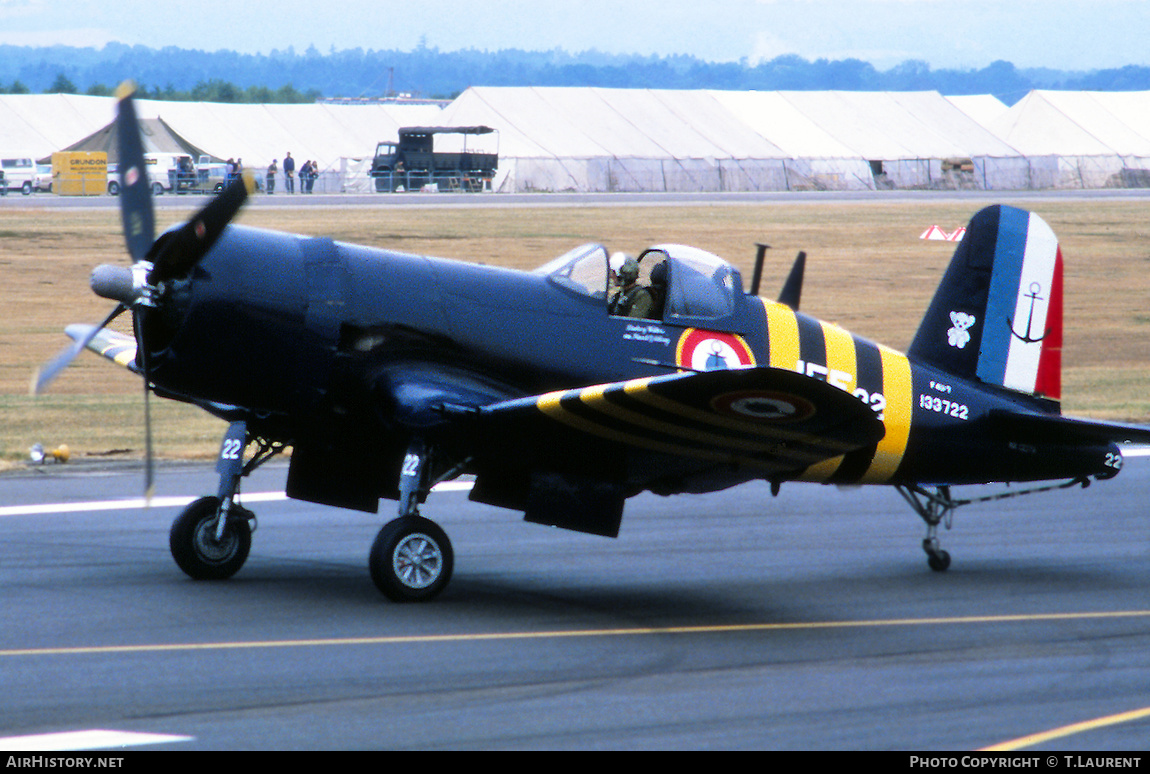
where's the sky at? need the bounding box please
[0,0,1147,72]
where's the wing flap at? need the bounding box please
[480,367,885,474]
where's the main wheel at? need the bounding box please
[170,496,252,580]
[369,516,453,602]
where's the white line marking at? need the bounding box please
[0,482,474,518]
[0,729,193,750]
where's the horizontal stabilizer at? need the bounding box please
[988,409,1150,448]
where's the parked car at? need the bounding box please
[33,163,52,192]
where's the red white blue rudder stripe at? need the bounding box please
[908,205,1063,404]
[975,207,1062,399]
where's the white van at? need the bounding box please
[1,157,37,195]
[144,152,191,194]
[106,153,189,196]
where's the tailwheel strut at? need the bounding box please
[896,484,956,572]
[895,477,1093,573]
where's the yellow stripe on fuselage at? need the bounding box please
[860,344,912,483]
[763,301,801,370]
[759,298,913,485]
[797,321,858,481]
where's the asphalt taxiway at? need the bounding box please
[1,456,1149,750]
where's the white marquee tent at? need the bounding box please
[438,87,1031,192]
[989,90,1150,188]
[2,88,1148,193]
[436,86,795,193]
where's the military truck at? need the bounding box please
[370,126,497,192]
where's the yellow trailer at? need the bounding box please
[52,151,108,196]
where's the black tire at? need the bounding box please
[21,181,31,195]
[927,550,951,572]
[107,180,120,196]
[170,496,252,580]
[369,516,453,602]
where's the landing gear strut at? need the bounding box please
[168,421,284,581]
[368,440,455,602]
[896,485,955,572]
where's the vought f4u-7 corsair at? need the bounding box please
[34,86,1150,601]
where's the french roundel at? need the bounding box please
[711,390,816,423]
[676,329,755,371]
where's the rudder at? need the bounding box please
[908,205,1063,404]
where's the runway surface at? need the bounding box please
[1,454,1148,750]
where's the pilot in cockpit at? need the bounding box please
[608,255,655,319]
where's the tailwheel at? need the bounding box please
[924,540,952,572]
[369,516,453,602]
[170,496,253,580]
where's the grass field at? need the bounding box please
[2,197,1148,463]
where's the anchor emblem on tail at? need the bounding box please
[1008,282,1048,344]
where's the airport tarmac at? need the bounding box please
[1,455,1148,750]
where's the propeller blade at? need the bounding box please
[30,304,127,395]
[115,82,155,264]
[147,171,254,285]
[140,323,155,501]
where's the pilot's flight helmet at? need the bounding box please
[617,256,640,285]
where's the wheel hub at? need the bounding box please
[194,518,238,564]
[392,533,443,589]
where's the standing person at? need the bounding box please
[283,152,295,193]
[300,160,313,194]
[266,159,277,194]
[306,160,318,193]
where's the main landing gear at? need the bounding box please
[168,425,460,601]
[368,440,455,602]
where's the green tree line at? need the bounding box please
[2,43,1150,105]
[0,73,319,103]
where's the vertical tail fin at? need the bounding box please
[908,205,1063,405]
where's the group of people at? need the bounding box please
[265,152,319,194]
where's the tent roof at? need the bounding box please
[946,94,1009,127]
[709,90,866,158]
[439,86,788,160]
[0,94,113,159]
[776,91,1019,159]
[992,90,1150,157]
[989,91,1128,156]
[63,116,206,162]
